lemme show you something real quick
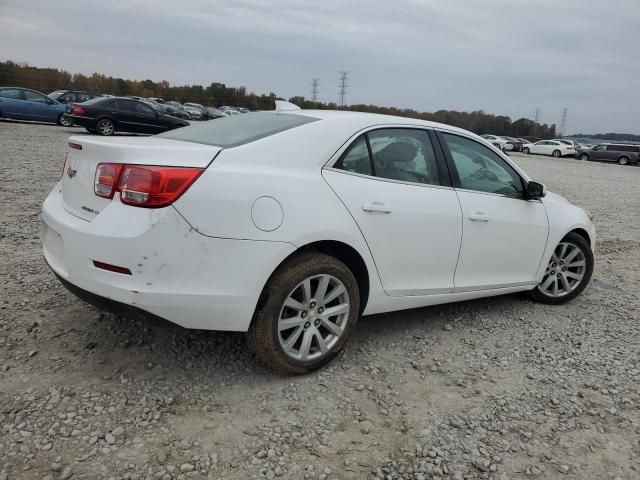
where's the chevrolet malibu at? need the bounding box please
[42,111,595,373]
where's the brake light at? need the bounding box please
[71,105,86,116]
[93,164,204,208]
[94,163,123,199]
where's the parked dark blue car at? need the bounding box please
[0,87,71,126]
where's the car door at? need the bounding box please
[604,145,621,162]
[115,99,139,131]
[22,89,59,122]
[135,102,167,133]
[323,128,462,296]
[438,131,548,290]
[590,144,606,161]
[530,141,545,155]
[0,88,25,118]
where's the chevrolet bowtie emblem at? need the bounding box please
[66,166,77,178]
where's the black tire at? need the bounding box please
[96,118,115,136]
[552,149,561,158]
[530,232,594,305]
[246,252,360,374]
[58,114,73,127]
[579,153,589,161]
[523,147,530,155]
[618,156,629,165]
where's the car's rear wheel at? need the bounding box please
[579,153,589,161]
[246,252,360,373]
[58,114,73,127]
[552,149,561,158]
[96,118,115,136]
[523,147,530,154]
[530,232,593,305]
[618,156,629,165]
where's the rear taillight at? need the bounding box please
[71,105,86,116]
[94,163,124,199]
[93,163,204,208]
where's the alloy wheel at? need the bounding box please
[537,242,586,298]
[98,120,114,136]
[59,115,72,127]
[278,274,350,361]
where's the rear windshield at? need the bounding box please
[157,112,319,147]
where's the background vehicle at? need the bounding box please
[183,105,203,120]
[48,90,98,104]
[205,107,229,119]
[501,136,525,152]
[0,87,70,125]
[42,110,595,373]
[577,143,640,165]
[64,96,189,135]
[481,134,509,150]
[522,140,573,157]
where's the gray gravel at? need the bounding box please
[1,120,639,480]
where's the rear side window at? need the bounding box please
[334,128,441,186]
[158,112,319,147]
[0,89,23,99]
[116,100,137,112]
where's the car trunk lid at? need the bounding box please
[61,135,221,221]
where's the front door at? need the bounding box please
[323,128,462,296]
[439,132,549,290]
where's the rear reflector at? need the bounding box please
[93,163,204,208]
[68,142,82,150]
[92,260,132,275]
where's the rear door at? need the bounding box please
[438,131,548,290]
[323,127,462,296]
[23,89,58,122]
[115,99,140,131]
[0,88,25,117]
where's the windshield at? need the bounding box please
[158,112,319,147]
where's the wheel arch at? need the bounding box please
[567,227,591,247]
[253,240,371,319]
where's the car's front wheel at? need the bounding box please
[523,147,530,154]
[247,252,360,373]
[96,118,115,136]
[579,153,589,161]
[530,232,594,304]
[58,114,73,127]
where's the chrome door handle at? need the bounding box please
[469,212,489,222]
[362,202,392,213]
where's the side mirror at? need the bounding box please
[526,181,546,200]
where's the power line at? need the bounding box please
[338,71,349,107]
[559,108,568,137]
[311,78,319,102]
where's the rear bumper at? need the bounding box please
[64,115,96,128]
[42,184,296,331]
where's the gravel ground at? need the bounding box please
[1,120,639,480]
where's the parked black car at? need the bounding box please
[64,97,189,136]
[502,136,525,152]
[48,90,98,104]
[576,144,640,165]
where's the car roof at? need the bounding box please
[288,109,475,136]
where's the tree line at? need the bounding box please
[1,60,557,138]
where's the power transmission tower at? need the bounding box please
[532,107,541,137]
[559,108,568,137]
[338,71,349,107]
[311,78,319,102]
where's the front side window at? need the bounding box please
[136,103,156,115]
[443,133,524,198]
[23,90,48,103]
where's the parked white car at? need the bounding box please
[522,140,574,157]
[42,111,595,373]
[481,134,510,150]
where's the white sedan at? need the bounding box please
[522,140,574,157]
[42,111,595,373]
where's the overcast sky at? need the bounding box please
[1,0,639,133]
